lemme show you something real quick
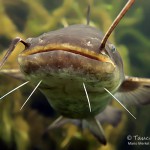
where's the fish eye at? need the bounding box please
[109,44,116,53]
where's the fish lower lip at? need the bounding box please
[18,50,115,76]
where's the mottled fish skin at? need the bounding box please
[18,25,124,118]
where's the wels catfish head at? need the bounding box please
[17,24,124,119]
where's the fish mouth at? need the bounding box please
[20,43,114,64]
[18,44,116,77]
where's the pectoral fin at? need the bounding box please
[96,106,122,127]
[83,118,106,145]
[115,76,150,106]
[0,69,26,81]
[45,116,107,145]
[46,116,81,130]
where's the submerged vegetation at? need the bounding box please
[0,0,150,150]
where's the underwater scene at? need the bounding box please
[0,0,150,150]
